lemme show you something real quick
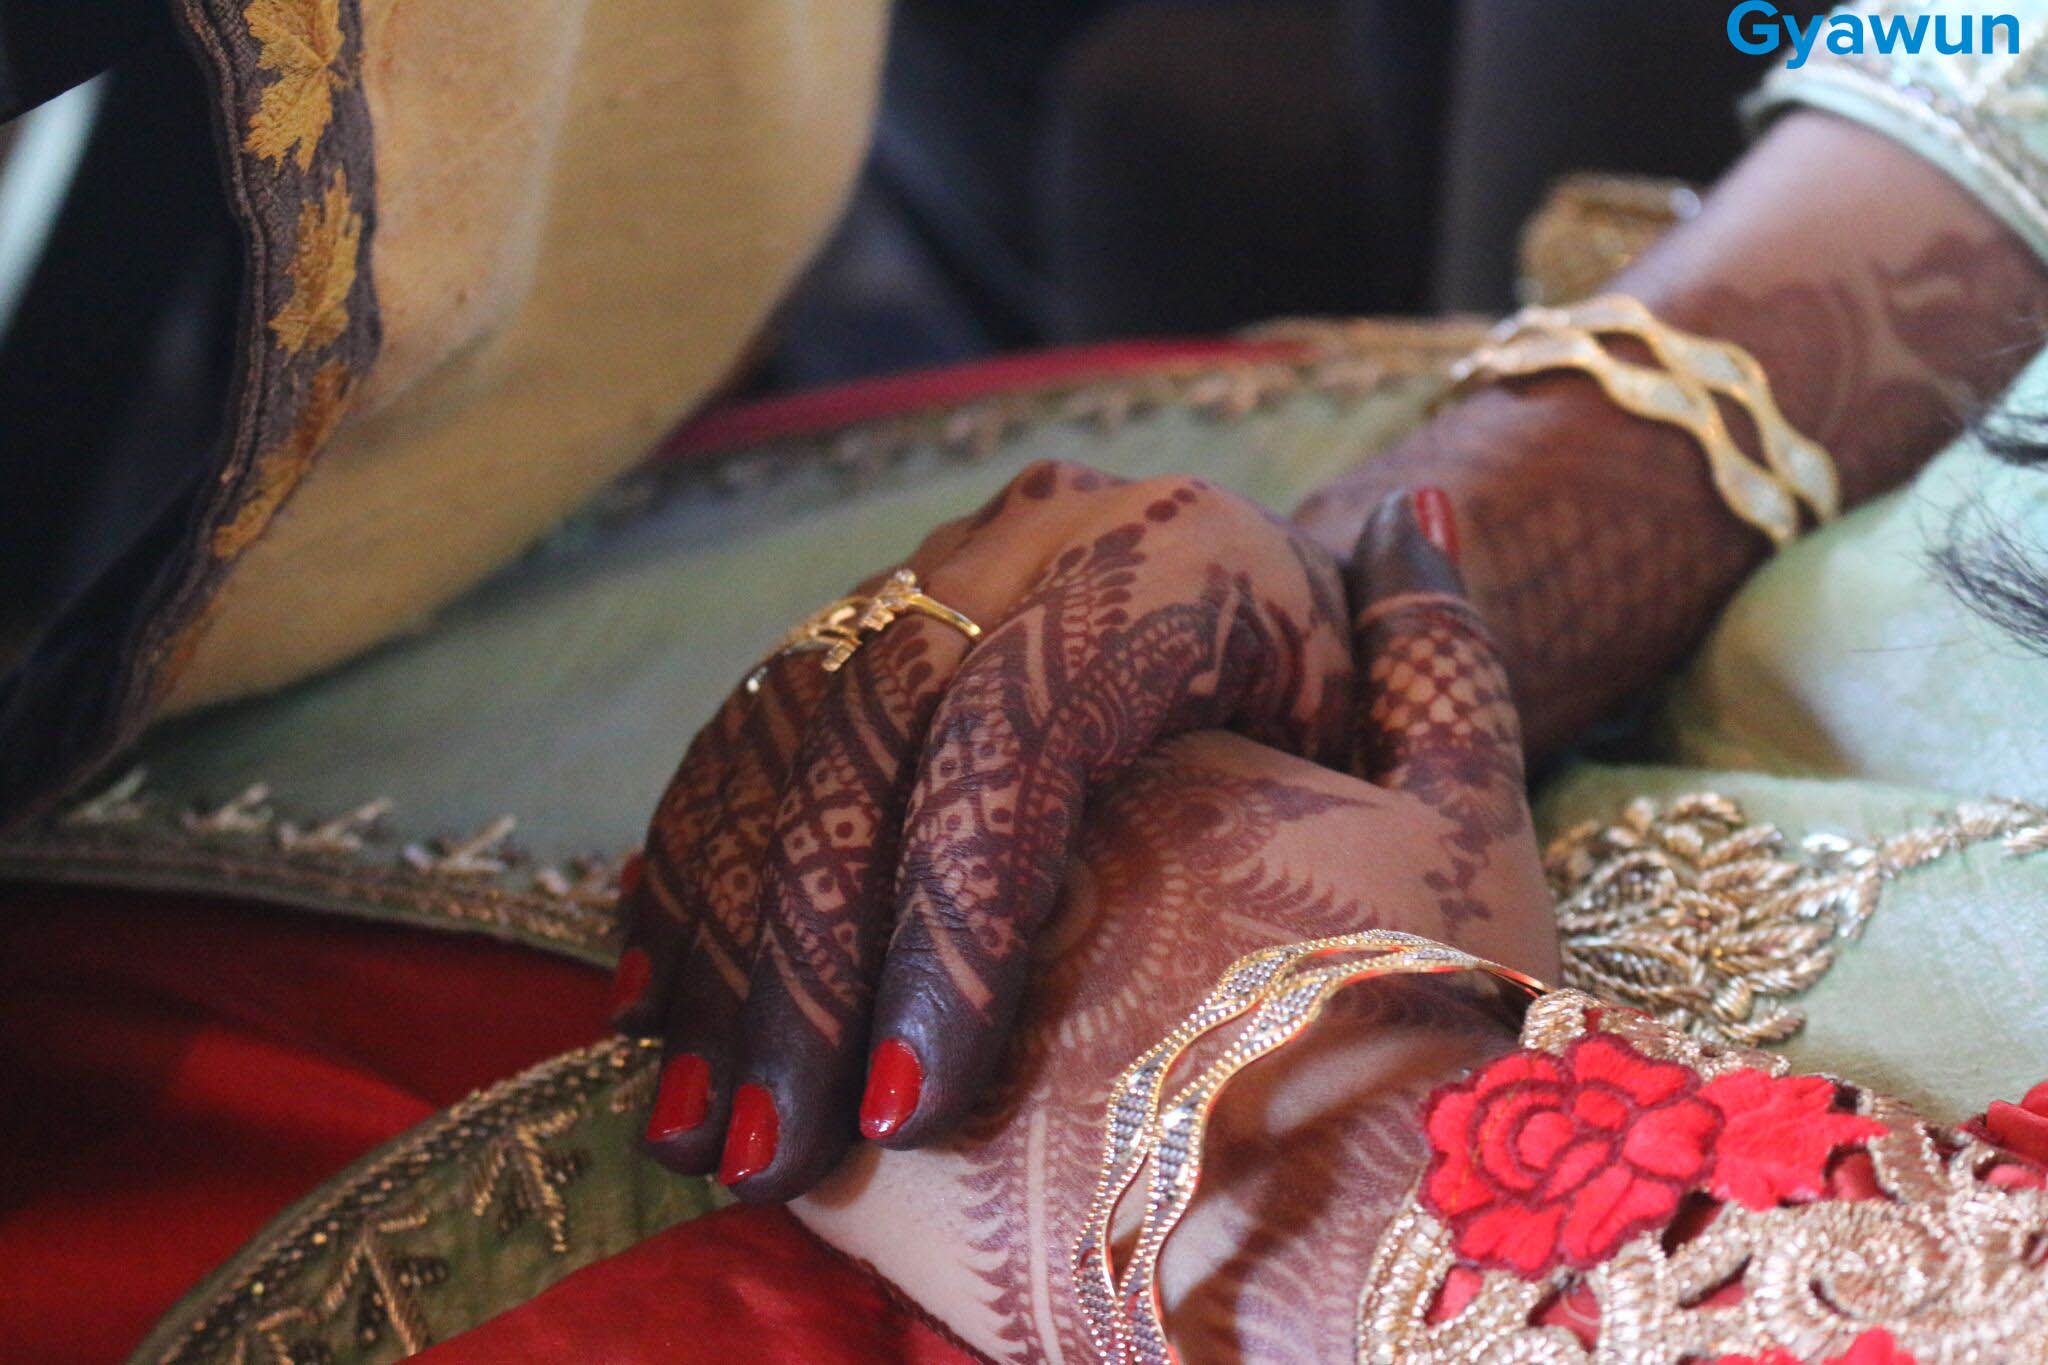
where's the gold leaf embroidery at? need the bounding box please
[211,360,352,558]
[243,0,344,171]
[269,172,361,355]
[1547,793,2048,1047]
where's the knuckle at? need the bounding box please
[1005,458,1094,503]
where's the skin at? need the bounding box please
[618,110,2048,1241]
[622,463,1355,1198]
[1296,111,2048,753]
[794,496,1557,1364]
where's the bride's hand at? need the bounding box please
[614,461,1355,1199]
[796,492,1562,1362]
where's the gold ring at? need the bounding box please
[744,569,983,693]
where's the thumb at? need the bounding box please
[1346,488,1525,800]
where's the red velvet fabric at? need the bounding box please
[0,885,980,1364]
[0,886,609,1362]
[414,1205,981,1364]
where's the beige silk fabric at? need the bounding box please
[164,0,888,711]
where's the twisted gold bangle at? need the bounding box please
[1515,295,1840,522]
[1449,293,1840,549]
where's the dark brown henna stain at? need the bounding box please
[633,656,827,1026]
[937,759,1375,1361]
[1353,600,1525,938]
[890,502,1352,1041]
[1879,228,2048,403]
[747,622,945,1053]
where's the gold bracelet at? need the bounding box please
[1450,294,1840,548]
[1513,295,1840,522]
[1069,930,1546,1365]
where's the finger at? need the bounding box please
[864,487,1354,1147]
[1346,487,1524,794]
[717,612,980,1199]
[630,515,992,1170]
[611,688,760,1041]
[640,654,828,1174]
[712,464,1144,1191]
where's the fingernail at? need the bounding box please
[646,1052,712,1143]
[719,1083,779,1184]
[1412,487,1460,565]
[859,1037,925,1141]
[607,947,652,1022]
[618,849,646,898]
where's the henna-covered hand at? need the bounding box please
[614,460,1355,1200]
[792,490,1560,1364]
[1295,112,2048,754]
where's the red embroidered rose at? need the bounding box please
[1972,1079,2048,1165]
[1696,1069,1886,1210]
[1715,1328,1916,1365]
[1421,1033,1721,1275]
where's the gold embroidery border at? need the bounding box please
[640,319,1490,509]
[128,1035,718,1365]
[0,770,622,964]
[5,0,385,831]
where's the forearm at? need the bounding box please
[1294,111,2048,753]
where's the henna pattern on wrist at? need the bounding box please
[938,757,1376,1361]
[1296,221,2048,756]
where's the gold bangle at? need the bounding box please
[1069,930,1546,1365]
[1449,293,1840,548]
[1454,328,1804,546]
[1515,295,1840,522]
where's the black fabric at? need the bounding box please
[1431,0,1772,311]
[774,0,1774,378]
[0,23,240,822]
[0,0,164,122]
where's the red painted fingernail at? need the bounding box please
[1412,487,1460,565]
[719,1084,779,1185]
[645,1052,711,1143]
[618,849,646,898]
[607,947,652,1022]
[859,1037,925,1141]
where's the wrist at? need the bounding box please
[1294,377,1770,754]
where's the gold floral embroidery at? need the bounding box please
[1354,991,2048,1363]
[1548,793,2048,1046]
[212,361,353,559]
[145,1038,669,1365]
[243,0,345,171]
[269,172,361,355]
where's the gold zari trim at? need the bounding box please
[140,1036,677,1365]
